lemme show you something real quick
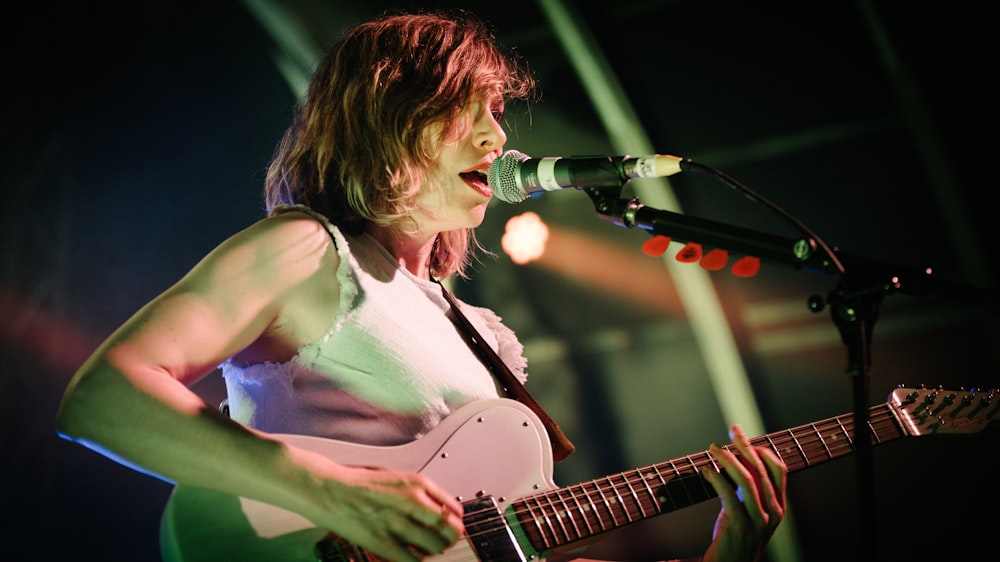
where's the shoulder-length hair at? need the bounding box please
[264,10,536,279]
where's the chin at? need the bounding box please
[469,204,489,226]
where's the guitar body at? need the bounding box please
[160,398,557,562]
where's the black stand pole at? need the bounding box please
[825,277,886,561]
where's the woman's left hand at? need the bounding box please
[700,423,788,562]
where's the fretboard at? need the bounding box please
[512,401,905,551]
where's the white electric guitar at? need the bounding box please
[160,386,997,561]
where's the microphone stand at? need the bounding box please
[577,185,997,561]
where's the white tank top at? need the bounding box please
[221,206,528,446]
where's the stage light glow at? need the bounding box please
[501,211,550,265]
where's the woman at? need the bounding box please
[56,10,786,562]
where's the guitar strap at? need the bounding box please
[437,280,575,462]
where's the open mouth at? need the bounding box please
[460,170,492,197]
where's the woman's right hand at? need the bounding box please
[293,450,465,562]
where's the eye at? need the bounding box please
[490,106,505,123]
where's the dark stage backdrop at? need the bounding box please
[4,1,997,561]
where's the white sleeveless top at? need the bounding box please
[221,206,528,446]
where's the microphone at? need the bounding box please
[487,150,688,203]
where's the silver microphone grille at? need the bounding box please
[487,150,532,203]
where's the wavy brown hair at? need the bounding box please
[264,10,536,279]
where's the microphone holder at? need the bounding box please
[578,184,997,561]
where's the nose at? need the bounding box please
[478,114,506,153]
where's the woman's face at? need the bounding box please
[411,94,507,236]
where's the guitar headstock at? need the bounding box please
[889,386,999,436]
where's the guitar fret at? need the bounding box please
[580,483,603,535]
[538,494,565,546]
[623,472,643,519]
[635,467,660,517]
[807,425,832,466]
[682,455,699,474]
[810,423,832,466]
[515,495,552,547]
[810,422,833,459]
[805,432,823,462]
[761,433,790,471]
[603,475,629,525]
[614,473,639,522]
[687,454,714,503]
[786,428,808,467]
[562,483,594,540]
[870,412,891,442]
[667,451,719,505]
[648,464,677,511]
[538,494,564,547]
[668,458,696,505]
[545,490,580,542]
[625,469,654,519]
[540,490,572,546]
[874,404,904,442]
[834,414,852,452]
[582,479,614,532]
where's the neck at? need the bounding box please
[367,226,436,280]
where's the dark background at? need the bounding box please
[4,1,998,560]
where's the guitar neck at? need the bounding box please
[510,401,903,552]
[509,385,998,554]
